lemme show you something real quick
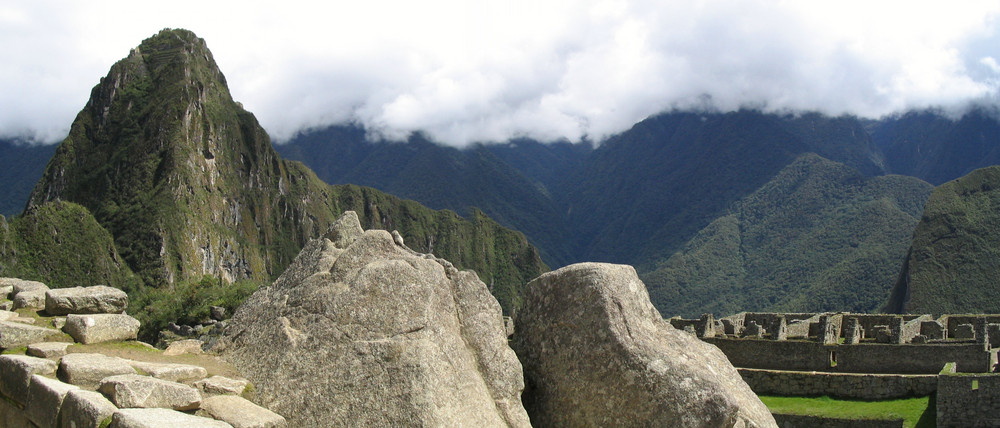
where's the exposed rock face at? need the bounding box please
[513,262,777,428]
[217,211,530,427]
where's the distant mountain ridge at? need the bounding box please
[645,154,932,317]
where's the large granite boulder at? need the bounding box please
[216,211,530,427]
[0,321,60,348]
[98,374,201,411]
[513,263,777,428]
[45,286,128,315]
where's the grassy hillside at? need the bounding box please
[885,165,1000,313]
[645,154,931,318]
[0,201,139,290]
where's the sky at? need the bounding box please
[2,1,999,147]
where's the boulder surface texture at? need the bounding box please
[45,285,128,315]
[218,211,530,427]
[513,262,777,428]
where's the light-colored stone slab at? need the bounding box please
[45,286,129,315]
[27,341,72,358]
[63,314,140,344]
[0,300,12,311]
[109,408,233,428]
[60,389,118,428]
[13,289,48,310]
[163,339,204,356]
[199,395,286,428]
[0,320,61,348]
[26,374,79,428]
[0,354,58,405]
[58,353,137,390]
[9,316,36,324]
[194,376,248,396]
[0,310,17,320]
[5,278,49,295]
[129,360,207,383]
[98,374,201,411]
[0,285,13,298]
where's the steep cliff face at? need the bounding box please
[885,165,1000,314]
[26,29,545,314]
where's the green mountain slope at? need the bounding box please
[0,201,138,289]
[277,129,579,266]
[645,154,932,318]
[884,165,1000,314]
[870,108,1000,185]
[24,29,545,314]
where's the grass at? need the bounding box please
[760,395,935,428]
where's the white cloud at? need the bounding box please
[1,0,999,146]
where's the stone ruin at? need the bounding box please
[0,278,284,427]
[668,311,1000,427]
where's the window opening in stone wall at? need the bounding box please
[829,350,838,368]
[973,380,980,390]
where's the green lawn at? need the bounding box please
[760,395,935,428]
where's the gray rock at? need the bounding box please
[0,285,12,299]
[128,361,207,383]
[13,288,48,310]
[163,339,204,356]
[217,211,529,427]
[0,300,12,311]
[1,320,60,349]
[513,262,777,428]
[58,353,137,390]
[194,375,249,396]
[210,305,226,321]
[109,408,233,428]
[26,374,79,428]
[45,286,129,315]
[63,314,140,344]
[0,310,16,320]
[27,341,73,358]
[98,374,201,411]
[199,395,287,428]
[0,354,58,405]
[4,278,49,295]
[60,389,118,428]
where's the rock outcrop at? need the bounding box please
[217,211,530,427]
[513,262,777,428]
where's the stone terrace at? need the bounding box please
[0,277,286,428]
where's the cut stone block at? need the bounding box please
[58,353,137,390]
[27,342,73,358]
[98,374,201,411]
[12,289,48,310]
[6,279,49,295]
[26,374,79,428]
[0,300,12,311]
[200,395,287,428]
[109,408,233,428]
[0,285,12,298]
[194,376,249,396]
[0,389,34,427]
[60,389,119,428]
[0,354,58,405]
[0,310,17,320]
[163,339,204,356]
[45,286,129,315]
[128,361,208,383]
[64,314,140,344]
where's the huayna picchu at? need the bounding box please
[24,28,545,315]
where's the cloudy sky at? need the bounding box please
[2,0,999,146]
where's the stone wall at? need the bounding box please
[773,414,903,428]
[944,315,1000,339]
[834,343,991,374]
[937,365,1000,427]
[704,338,831,371]
[738,368,937,400]
[705,338,992,374]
